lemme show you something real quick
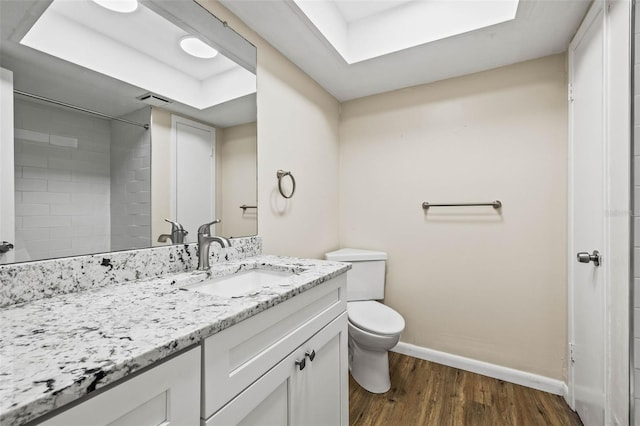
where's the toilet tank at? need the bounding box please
[325,248,387,301]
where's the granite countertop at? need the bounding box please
[0,255,350,426]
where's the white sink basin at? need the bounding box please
[182,269,295,298]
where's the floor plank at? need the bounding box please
[349,352,582,426]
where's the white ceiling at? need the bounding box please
[333,0,413,23]
[220,0,592,101]
[293,0,519,64]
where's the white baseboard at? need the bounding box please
[562,382,570,406]
[392,342,567,396]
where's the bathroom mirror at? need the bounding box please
[0,0,257,264]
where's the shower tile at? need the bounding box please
[22,192,70,205]
[22,215,71,229]
[15,153,47,168]
[15,178,47,192]
[15,204,49,216]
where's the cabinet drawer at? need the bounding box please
[202,274,346,418]
[38,347,200,426]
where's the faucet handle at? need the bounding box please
[198,219,221,235]
[165,219,185,232]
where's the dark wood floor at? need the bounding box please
[349,352,582,426]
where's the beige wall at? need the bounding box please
[218,122,257,237]
[339,55,568,380]
[199,1,569,381]
[198,0,341,259]
[150,107,171,245]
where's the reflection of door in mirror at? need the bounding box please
[0,68,15,263]
[151,110,216,245]
[172,115,216,244]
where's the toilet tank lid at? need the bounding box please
[325,248,387,261]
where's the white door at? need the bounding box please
[0,68,15,264]
[568,2,605,425]
[171,115,216,242]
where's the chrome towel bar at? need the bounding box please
[422,200,502,209]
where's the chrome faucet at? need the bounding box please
[197,219,231,270]
[157,219,188,244]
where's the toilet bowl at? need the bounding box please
[325,248,405,394]
[347,300,405,394]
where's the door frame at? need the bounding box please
[0,67,15,263]
[567,0,631,423]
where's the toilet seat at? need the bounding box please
[347,301,405,336]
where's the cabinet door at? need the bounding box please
[292,312,348,426]
[40,348,200,426]
[205,312,348,426]
[204,348,295,426]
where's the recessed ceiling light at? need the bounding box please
[91,0,138,13]
[180,36,218,59]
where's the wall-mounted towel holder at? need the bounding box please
[277,170,296,199]
[422,200,502,209]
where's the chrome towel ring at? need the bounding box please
[277,170,296,199]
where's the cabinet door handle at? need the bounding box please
[305,350,316,362]
[295,358,306,371]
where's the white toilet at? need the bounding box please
[325,248,405,394]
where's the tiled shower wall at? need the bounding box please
[110,107,151,251]
[13,98,111,261]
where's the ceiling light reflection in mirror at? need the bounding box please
[91,0,138,13]
[20,0,256,110]
[180,36,219,59]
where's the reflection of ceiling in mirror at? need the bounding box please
[19,0,256,111]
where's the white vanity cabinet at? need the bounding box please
[30,272,347,426]
[202,274,348,426]
[39,347,201,426]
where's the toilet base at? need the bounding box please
[348,335,392,394]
